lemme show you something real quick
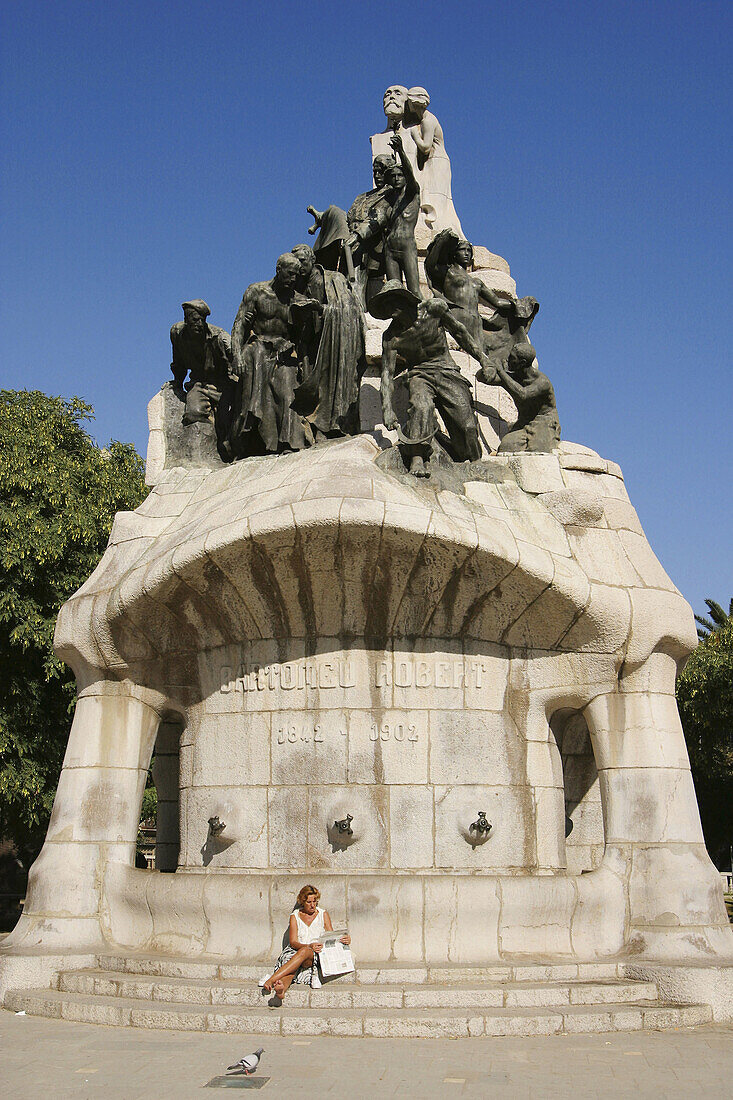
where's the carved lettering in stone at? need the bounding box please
[280,663,297,689]
[218,654,491,694]
[395,660,411,688]
[219,657,357,694]
[275,722,344,744]
[320,661,336,689]
[435,661,451,688]
[375,662,391,688]
[373,657,489,690]
[369,720,419,742]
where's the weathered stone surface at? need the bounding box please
[3,425,730,1014]
[508,453,565,494]
[602,497,644,534]
[347,876,424,963]
[388,786,434,868]
[499,876,576,957]
[424,877,501,964]
[145,384,224,484]
[539,488,605,528]
[472,246,511,274]
[560,451,607,473]
[624,962,733,1023]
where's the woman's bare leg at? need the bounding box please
[263,947,314,992]
[273,973,295,998]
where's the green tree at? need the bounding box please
[677,614,733,868]
[695,596,732,641]
[0,390,147,864]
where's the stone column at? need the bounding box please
[5,687,160,952]
[584,653,732,959]
[523,700,566,873]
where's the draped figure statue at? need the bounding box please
[403,87,463,239]
[370,85,463,243]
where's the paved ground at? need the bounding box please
[1,1011,731,1099]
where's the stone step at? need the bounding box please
[58,968,660,1010]
[94,953,625,984]
[3,987,712,1038]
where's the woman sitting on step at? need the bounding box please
[260,884,351,998]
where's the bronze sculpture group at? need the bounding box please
[170,87,560,477]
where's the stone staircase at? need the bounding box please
[3,955,713,1037]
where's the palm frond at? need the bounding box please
[705,600,729,627]
[694,597,732,640]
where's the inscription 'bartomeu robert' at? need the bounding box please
[219,655,494,694]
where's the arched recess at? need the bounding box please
[549,709,605,874]
[150,716,184,872]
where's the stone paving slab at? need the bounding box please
[1,1008,731,1099]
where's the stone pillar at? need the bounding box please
[523,700,565,873]
[584,653,732,959]
[151,721,181,872]
[5,687,160,952]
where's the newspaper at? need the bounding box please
[316,928,354,980]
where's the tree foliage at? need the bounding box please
[677,613,733,867]
[695,596,732,641]
[0,390,147,860]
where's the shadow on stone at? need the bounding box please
[200,834,237,867]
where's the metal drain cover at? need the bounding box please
[205,1077,270,1089]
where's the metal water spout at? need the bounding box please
[470,811,492,838]
[334,814,354,836]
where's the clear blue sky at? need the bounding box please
[2,0,730,617]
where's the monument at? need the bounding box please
[1,85,731,1038]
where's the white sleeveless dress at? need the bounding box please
[274,907,326,986]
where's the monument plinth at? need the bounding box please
[2,83,731,1034]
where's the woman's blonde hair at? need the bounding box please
[295,884,320,909]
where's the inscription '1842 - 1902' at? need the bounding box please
[219,655,492,694]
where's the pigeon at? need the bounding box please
[227,1048,264,1076]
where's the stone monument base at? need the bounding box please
[2,951,730,1036]
[2,430,731,1032]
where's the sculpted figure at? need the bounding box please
[425,230,516,347]
[291,242,327,373]
[486,343,561,453]
[345,153,395,303]
[371,280,488,477]
[346,154,395,228]
[227,254,309,457]
[380,84,408,135]
[289,244,366,440]
[482,292,539,382]
[404,87,463,237]
[170,299,232,432]
[370,84,419,179]
[375,132,421,298]
[426,230,538,379]
[306,203,348,272]
[307,153,395,304]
